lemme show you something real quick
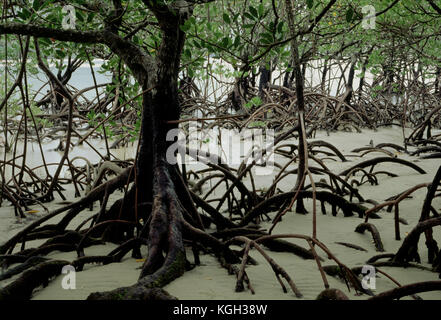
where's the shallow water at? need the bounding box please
[1,62,111,101]
[0,136,138,182]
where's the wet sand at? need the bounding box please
[0,127,440,300]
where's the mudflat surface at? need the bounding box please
[0,127,439,300]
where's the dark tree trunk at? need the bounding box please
[258,63,271,100]
[301,62,307,83]
[230,67,251,112]
[435,67,441,97]
[285,0,308,214]
[89,1,200,293]
[358,57,370,103]
[46,58,78,113]
[383,63,394,88]
[344,59,356,106]
[321,60,328,93]
[283,62,292,89]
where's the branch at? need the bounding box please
[0,22,107,43]
[0,36,30,113]
[374,0,401,17]
[0,22,155,84]
[248,0,337,64]
[427,0,441,14]
[306,0,338,34]
[369,281,441,300]
[141,0,191,80]
[142,0,192,27]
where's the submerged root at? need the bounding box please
[355,223,385,252]
[0,260,69,300]
[316,288,349,300]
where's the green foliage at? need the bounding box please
[245,96,262,109]
[345,7,354,22]
[0,0,440,138]
[249,121,266,128]
[28,104,53,128]
[86,109,98,127]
